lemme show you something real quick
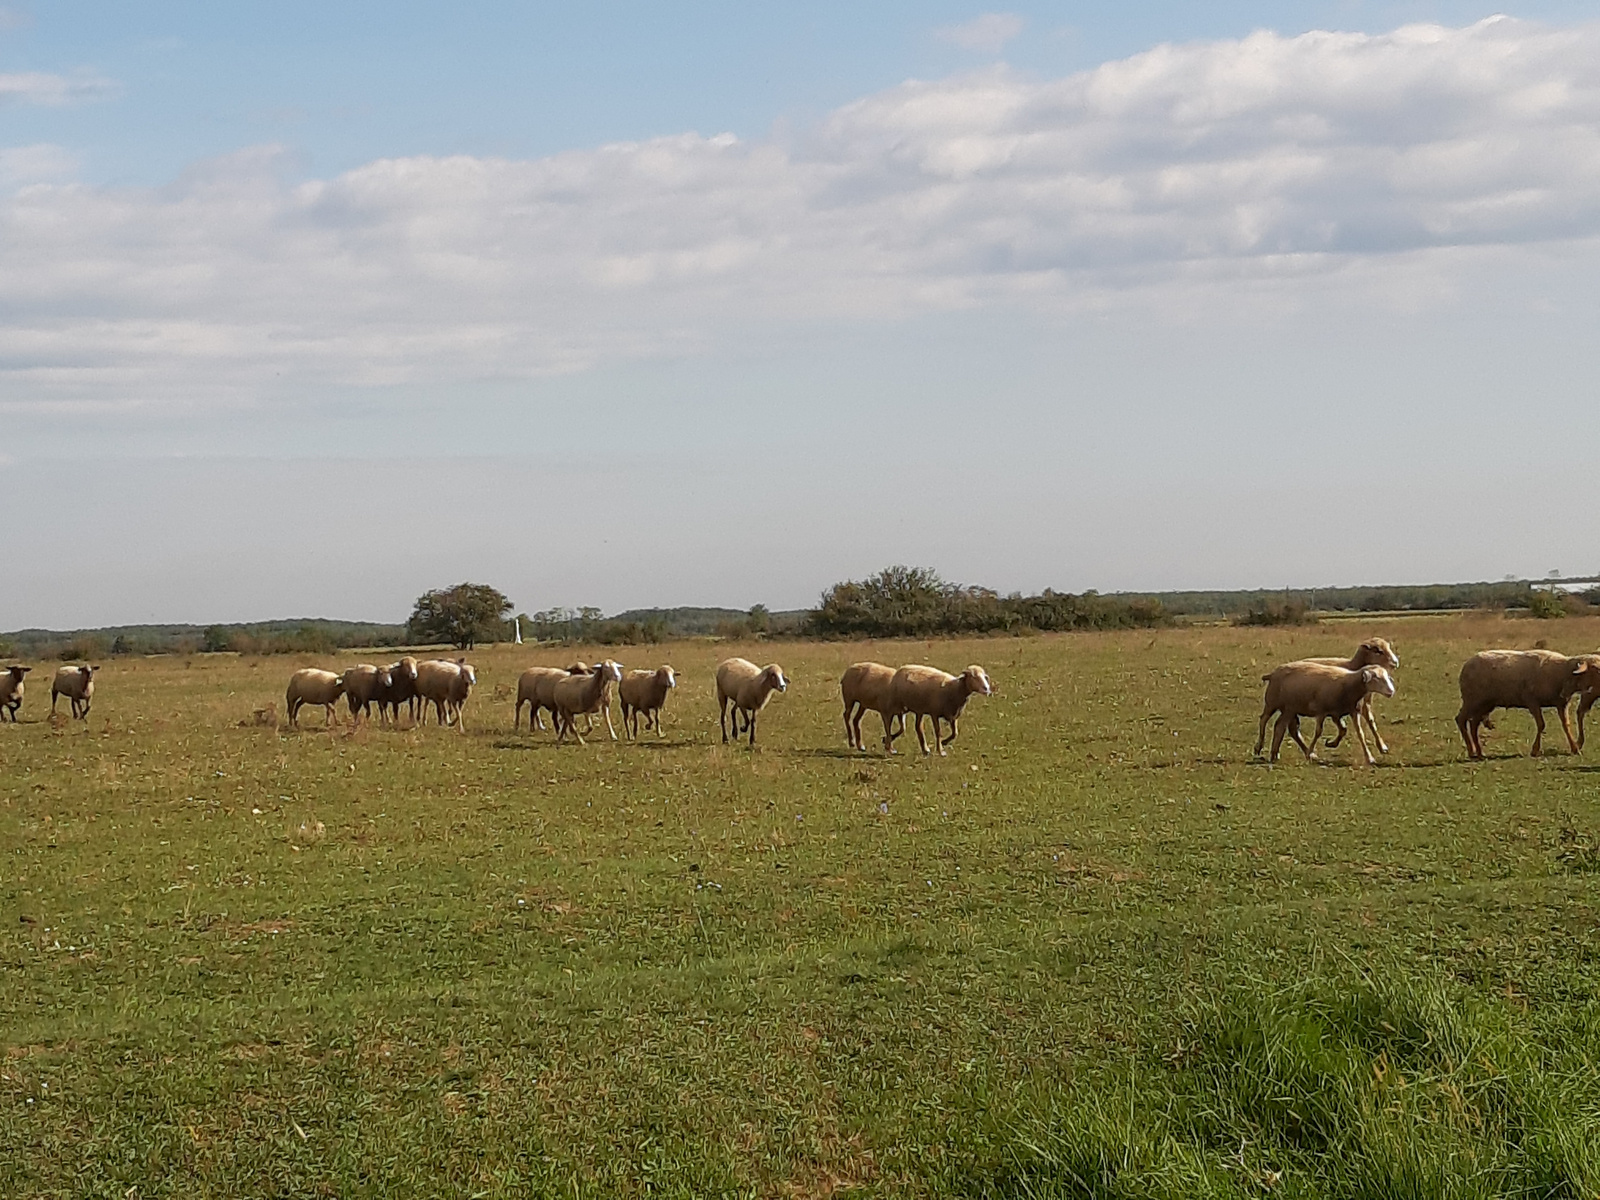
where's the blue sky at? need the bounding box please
[6,3,1600,626]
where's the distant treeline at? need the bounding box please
[805,566,1168,639]
[519,605,806,645]
[1149,580,1600,619]
[0,620,408,661]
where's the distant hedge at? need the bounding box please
[805,566,1168,639]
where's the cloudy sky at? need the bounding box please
[6,2,1600,628]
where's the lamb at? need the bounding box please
[285,668,344,729]
[375,656,421,724]
[716,658,787,746]
[1,665,31,721]
[552,660,624,744]
[415,658,477,732]
[840,661,904,751]
[1304,638,1400,754]
[1254,663,1396,765]
[618,665,677,738]
[342,663,395,725]
[514,663,590,732]
[1454,649,1600,759]
[50,664,99,720]
[885,664,992,756]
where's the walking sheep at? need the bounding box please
[1455,649,1600,759]
[376,656,421,724]
[514,663,589,732]
[1255,663,1396,765]
[286,668,344,729]
[840,661,904,751]
[619,666,676,738]
[1305,638,1400,754]
[1,665,30,721]
[342,664,395,726]
[553,660,624,744]
[416,659,477,731]
[715,658,787,746]
[50,664,98,720]
[885,664,992,756]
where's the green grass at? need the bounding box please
[4,617,1600,1197]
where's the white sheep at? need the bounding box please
[50,664,99,720]
[342,663,395,726]
[715,658,787,746]
[1,665,31,722]
[885,664,992,756]
[1303,638,1401,754]
[1255,663,1396,765]
[553,660,624,744]
[416,659,477,731]
[285,668,344,729]
[618,665,677,739]
[840,661,903,751]
[1455,649,1600,759]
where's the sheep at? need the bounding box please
[50,664,99,720]
[553,660,624,744]
[1454,649,1600,759]
[1255,663,1396,765]
[342,663,395,726]
[376,656,421,724]
[285,668,344,729]
[514,663,590,733]
[840,661,905,751]
[618,665,677,738]
[884,664,992,756]
[716,657,787,746]
[1,665,30,722]
[1304,638,1401,754]
[415,658,477,732]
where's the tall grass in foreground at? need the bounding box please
[943,966,1600,1199]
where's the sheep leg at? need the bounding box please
[1253,707,1273,758]
[1528,706,1547,757]
[1285,716,1317,762]
[1557,700,1579,755]
[1322,716,1347,748]
[844,702,859,749]
[1350,708,1377,766]
[1362,696,1389,755]
[942,716,958,753]
[914,714,931,755]
[719,695,730,743]
[1456,709,1477,759]
[1307,716,1328,756]
[1269,714,1292,763]
[883,712,902,753]
[604,705,617,741]
[746,708,757,747]
[1578,694,1596,751]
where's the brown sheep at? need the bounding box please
[1455,649,1600,759]
[553,660,623,744]
[885,664,992,756]
[376,656,421,724]
[715,658,787,746]
[416,659,477,731]
[840,661,904,751]
[515,663,590,732]
[1,665,30,721]
[1304,638,1400,754]
[50,664,99,720]
[285,668,344,728]
[619,665,677,738]
[342,664,395,726]
[1256,663,1396,765]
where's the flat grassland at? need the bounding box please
[5,616,1600,1198]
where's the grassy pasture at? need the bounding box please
[4,616,1600,1198]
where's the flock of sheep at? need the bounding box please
[4,639,1600,763]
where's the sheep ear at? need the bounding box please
[1575,663,1590,676]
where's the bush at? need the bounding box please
[1530,590,1568,619]
[1236,600,1314,627]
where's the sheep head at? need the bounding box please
[394,657,419,681]
[658,666,677,688]
[1359,638,1400,670]
[600,661,623,684]
[376,667,394,689]
[763,665,787,693]
[1360,666,1396,698]
[7,665,30,680]
[460,664,478,687]
[962,665,993,695]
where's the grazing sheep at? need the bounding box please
[716,658,788,746]
[285,668,344,729]
[840,661,904,751]
[1,665,30,722]
[50,664,99,720]
[514,663,589,732]
[618,665,677,738]
[1455,649,1600,759]
[1255,663,1396,765]
[1305,638,1401,754]
[342,663,395,725]
[553,660,624,744]
[885,664,992,756]
[376,656,421,724]
[416,659,478,731]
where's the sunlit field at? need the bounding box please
[5,615,1600,1198]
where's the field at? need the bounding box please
[5,616,1600,1198]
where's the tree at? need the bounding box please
[408,582,514,649]
[748,604,770,633]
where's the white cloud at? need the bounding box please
[0,143,76,185]
[0,69,112,106]
[935,12,1026,54]
[4,16,1600,412]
